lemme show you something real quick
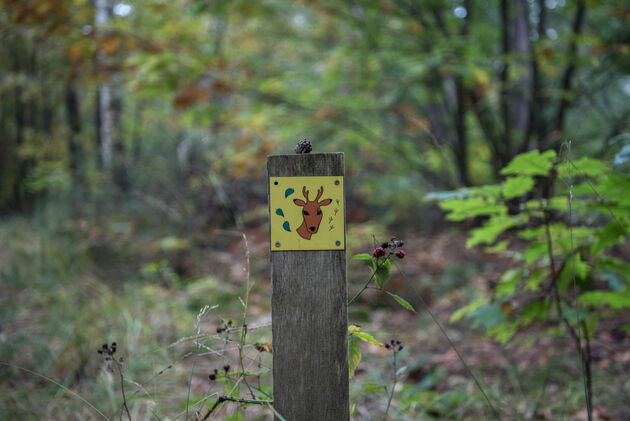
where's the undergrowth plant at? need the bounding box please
[190,237,416,419]
[428,148,630,420]
[88,237,416,420]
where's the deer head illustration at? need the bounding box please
[293,186,332,240]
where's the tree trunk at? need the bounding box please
[554,0,586,148]
[95,0,114,185]
[65,83,82,179]
[510,0,532,152]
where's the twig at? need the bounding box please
[563,147,593,421]
[543,207,592,420]
[348,256,391,305]
[201,395,273,421]
[383,350,398,420]
[112,359,132,421]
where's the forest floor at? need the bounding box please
[1,213,629,420]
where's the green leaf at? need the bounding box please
[596,256,630,281]
[485,240,509,254]
[558,157,608,179]
[558,253,590,292]
[496,268,524,297]
[348,340,361,379]
[487,322,518,345]
[469,302,507,330]
[501,150,556,175]
[562,307,590,324]
[352,253,373,260]
[352,331,384,346]
[579,290,630,310]
[450,297,487,323]
[375,259,391,288]
[363,383,387,393]
[440,196,507,221]
[500,150,556,176]
[525,269,546,291]
[524,241,547,264]
[518,226,545,240]
[466,215,520,248]
[592,221,629,254]
[502,176,535,199]
[385,291,416,312]
[519,299,551,324]
[348,324,362,334]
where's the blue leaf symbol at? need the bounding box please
[283,221,291,232]
[275,208,284,217]
[284,188,295,198]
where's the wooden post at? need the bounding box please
[267,153,349,421]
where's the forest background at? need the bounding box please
[1,0,630,419]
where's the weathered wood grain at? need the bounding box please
[268,153,349,421]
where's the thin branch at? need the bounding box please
[201,395,273,421]
[392,263,502,420]
[383,351,398,420]
[348,256,391,305]
[542,207,592,420]
[112,359,132,421]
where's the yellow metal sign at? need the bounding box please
[269,176,345,251]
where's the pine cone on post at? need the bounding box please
[294,139,312,154]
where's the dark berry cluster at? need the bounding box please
[372,237,406,259]
[97,342,117,356]
[216,319,233,333]
[208,364,231,381]
[97,342,123,363]
[294,138,312,154]
[384,339,403,353]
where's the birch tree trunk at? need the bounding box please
[95,0,113,185]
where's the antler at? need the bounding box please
[315,186,323,202]
[302,186,310,201]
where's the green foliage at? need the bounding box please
[348,339,361,379]
[500,150,557,176]
[385,291,416,313]
[431,150,630,348]
[374,258,392,288]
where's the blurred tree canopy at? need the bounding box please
[1,0,629,219]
